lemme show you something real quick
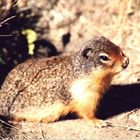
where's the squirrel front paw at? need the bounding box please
[87,118,109,128]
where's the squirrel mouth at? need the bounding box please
[114,57,129,74]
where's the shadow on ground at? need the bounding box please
[97,84,140,119]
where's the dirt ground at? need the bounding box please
[1,110,140,140]
[0,0,140,139]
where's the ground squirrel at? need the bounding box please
[0,36,129,127]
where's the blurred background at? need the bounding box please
[0,1,140,139]
[0,0,140,85]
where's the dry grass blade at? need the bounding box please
[0,15,16,27]
[0,119,32,139]
[110,123,140,131]
[0,119,20,131]
[0,0,17,26]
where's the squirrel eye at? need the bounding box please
[99,54,109,62]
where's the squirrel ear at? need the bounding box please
[82,48,93,59]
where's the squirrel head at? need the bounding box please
[76,36,129,76]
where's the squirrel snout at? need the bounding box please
[122,57,129,69]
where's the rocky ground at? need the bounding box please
[0,0,140,139]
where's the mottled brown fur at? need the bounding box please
[0,36,129,127]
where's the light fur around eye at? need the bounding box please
[99,53,110,63]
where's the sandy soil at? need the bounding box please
[1,111,140,140]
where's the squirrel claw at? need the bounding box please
[94,119,108,128]
[88,119,109,128]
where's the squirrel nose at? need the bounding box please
[122,57,129,69]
